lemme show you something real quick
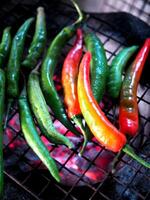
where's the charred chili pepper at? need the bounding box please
[62,28,92,154]
[28,69,74,148]
[84,32,108,103]
[19,86,60,182]
[0,69,5,198]
[0,27,11,67]
[22,7,46,69]
[5,18,34,128]
[119,38,150,136]
[78,51,150,168]
[41,0,83,136]
[107,45,138,99]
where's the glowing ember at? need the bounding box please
[3,73,115,186]
[4,113,114,186]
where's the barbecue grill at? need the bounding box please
[2,0,150,199]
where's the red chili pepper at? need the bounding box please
[119,38,150,136]
[62,28,82,118]
[62,29,92,154]
[77,51,127,152]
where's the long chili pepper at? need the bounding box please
[84,32,108,103]
[107,45,138,99]
[77,51,150,168]
[78,52,126,152]
[0,69,5,198]
[41,0,83,136]
[7,17,34,98]
[19,86,60,182]
[0,28,10,196]
[5,18,34,128]
[62,28,92,155]
[119,38,150,136]
[22,7,46,69]
[27,69,74,148]
[0,27,11,67]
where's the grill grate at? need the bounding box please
[1,0,150,200]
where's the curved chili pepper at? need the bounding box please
[0,69,5,198]
[77,51,126,152]
[119,38,150,136]
[41,0,83,136]
[62,28,92,154]
[5,18,34,129]
[78,51,150,168]
[0,27,11,67]
[84,32,108,102]
[62,29,83,118]
[107,45,138,98]
[27,69,74,149]
[19,87,60,182]
[22,7,46,69]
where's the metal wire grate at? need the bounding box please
[1,0,150,199]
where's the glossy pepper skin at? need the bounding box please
[107,45,138,98]
[84,33,108,103]
[119,38,150,136]
[62,28,83,118]
[28,70,73,149]
[0,69,5,198]
[77,52,127,152]
[7,17,34,98]
[19,87,60,182]
[0,27,11,67]
[62,29,92,154]
[22,7,46,69]
[41,0,83,136]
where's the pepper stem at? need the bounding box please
[4,98,13,129]
[122,144,150,168]
[32,61,42,72]
[72,115,90,156]
[71,0,83,25]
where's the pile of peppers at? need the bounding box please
[0,0,150,197]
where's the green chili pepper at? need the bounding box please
[22,7,46,69]
[19,86,60,182]
[4,18,34,129]
[84,32,108,103]
[107,45,138,99]
[7,17,34,98]
[41,0,83,136]
[0,27,11,67]
[0,69,5,198]
[27,69,74,148]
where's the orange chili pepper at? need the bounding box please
[77,51,127,152]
